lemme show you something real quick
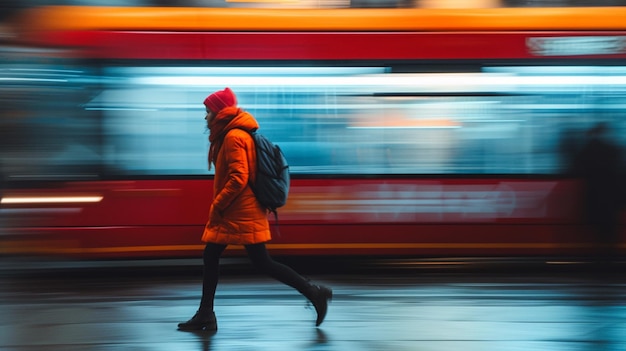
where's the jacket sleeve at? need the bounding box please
[211,131,250,213]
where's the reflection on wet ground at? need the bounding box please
[1,258,625,351]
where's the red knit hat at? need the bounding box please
[204,87,237,113]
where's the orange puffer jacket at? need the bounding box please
[201,109,271,245]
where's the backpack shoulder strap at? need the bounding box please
[228,128,257,188]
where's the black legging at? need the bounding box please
[199,242,310,312]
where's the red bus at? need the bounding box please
[1,6,625,259]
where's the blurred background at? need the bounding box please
[0,1,625,263]
[3,0,626,8]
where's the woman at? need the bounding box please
[178,87,332,331]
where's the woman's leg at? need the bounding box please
[200,242,228,312]
[245,243,332,326]
[178,243,227,331]
[244,243,309,290]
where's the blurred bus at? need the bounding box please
[1,6,625,259]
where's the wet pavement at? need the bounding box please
[1,258,625,351]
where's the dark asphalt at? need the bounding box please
[1,257,625,351]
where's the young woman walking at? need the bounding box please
[178,87,332,331]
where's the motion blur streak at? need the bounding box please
[1,196,103,204]
[0,6,623,260]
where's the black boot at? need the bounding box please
[178,310,217,331]
[305,283,332,327]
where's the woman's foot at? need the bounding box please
[306,284,333,326]
[177,310,217,331]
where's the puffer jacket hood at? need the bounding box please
[208,107,259,169]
